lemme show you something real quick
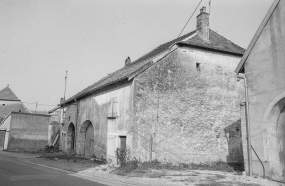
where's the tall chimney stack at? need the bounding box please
[196,6,210,41]
[125,56,131,66]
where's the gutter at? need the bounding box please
[237,73,253,177]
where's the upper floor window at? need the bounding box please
[107,97,118,119]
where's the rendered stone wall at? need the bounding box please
[132,47,243,163]
[241,0,285,178]
[8,112,51,150]
[62,80,133,160]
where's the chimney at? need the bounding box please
[196,6,210,41]
[125,56,131,66]
[60,98,64,104]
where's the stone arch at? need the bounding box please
[263,93,285,177]
[80,120,92,133]
[66,122,75,152]
[79,120,94,157]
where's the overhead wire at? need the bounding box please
[177,0,203,38]
[21,102,57,107]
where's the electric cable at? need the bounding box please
[177,0,203,38]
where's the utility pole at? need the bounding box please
[62,71,68,121]
[64,71,68,102]
[209,0,212,15]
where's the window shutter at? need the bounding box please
[107,97,118,119]
[108,98,114,117]
[112,97,118,117]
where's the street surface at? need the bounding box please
[0,153,106,186]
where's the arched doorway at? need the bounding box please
[277,106,285,175]
[67,123,75,152]
[80,120,94,157]
[264,96,285,177]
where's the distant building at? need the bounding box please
[0,85,29,122]
[0,86,52,151]
[235,0,285,179]
[0,112,51,150]
[52,7,245,164]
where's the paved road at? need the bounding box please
[0,153,107,186]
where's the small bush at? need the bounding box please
[115,147,131,166]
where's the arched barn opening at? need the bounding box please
[66,123,75,152]
[265,97,285,177]
[80,120,94,157]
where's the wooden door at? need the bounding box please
[85,124,94,157]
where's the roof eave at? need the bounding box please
[235,0,280,73]
[0,99,21,102]
[177,42,244,56]
[59,76,129,106]
[48,106,61,114]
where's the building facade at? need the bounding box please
[55,7,245,164]
[235,0,285,179]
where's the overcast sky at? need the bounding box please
[0,0,274,111]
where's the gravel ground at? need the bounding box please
[2,151,284,186]
[78,164,284,186]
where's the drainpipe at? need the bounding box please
[237,73,253,177]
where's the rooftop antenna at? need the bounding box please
[63,71,68,101]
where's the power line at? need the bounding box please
[177,0,203,38]
[22,102,57,107]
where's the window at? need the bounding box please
[107,97,118,119]
[196,63,201,72]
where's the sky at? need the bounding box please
[0,0,274,111]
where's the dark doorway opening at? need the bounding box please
[84,123,94,157]
[67,123,75,152]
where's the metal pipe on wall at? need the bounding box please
[238,73,253,177]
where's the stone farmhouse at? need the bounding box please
[54,7,245,164]
[235,0,285,180]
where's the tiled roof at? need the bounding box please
[61,29,245,106]
[0,86,20,101]
[179,29,245,55]
[0,103,29,119]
